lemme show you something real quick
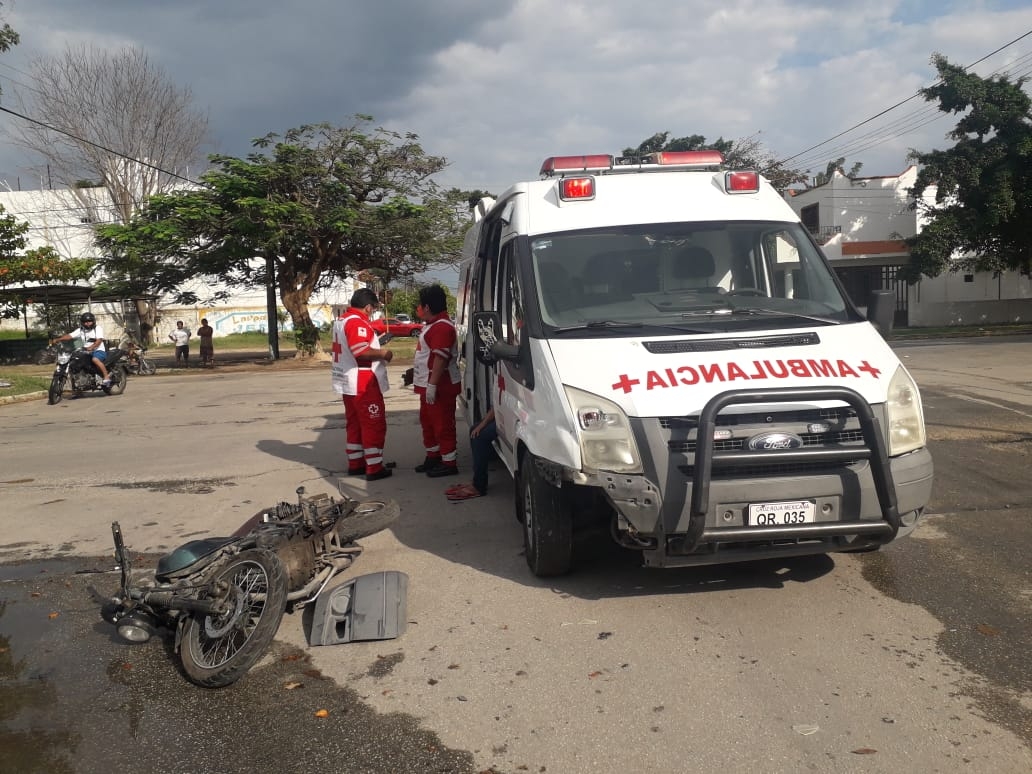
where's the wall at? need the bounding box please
[908,269,1032,326]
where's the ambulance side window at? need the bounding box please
[496,239,532,387]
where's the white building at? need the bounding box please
[785,167,1032,327]
[0,186,355,342]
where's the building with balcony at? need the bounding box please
[785,167,1032,327]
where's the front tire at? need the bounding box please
[520,455,574,577]
[138,356,156,375]
[48,375,65,405]
[104,366,128,395]
[335,499,400,542]
[179,549,288,688]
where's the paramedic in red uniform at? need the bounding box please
[413,284,462,477]
[331,288,394,481]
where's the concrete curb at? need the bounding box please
[0,390,47,405]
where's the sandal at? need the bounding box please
[446,484,482,501]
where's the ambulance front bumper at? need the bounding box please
[590,386,934,568]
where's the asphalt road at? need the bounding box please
[1,339,1031,773]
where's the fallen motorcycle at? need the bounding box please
[48,343,128,404]
[100,484,402,688]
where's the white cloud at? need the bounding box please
[0,0,1030,195]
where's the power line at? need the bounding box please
[787,54,1032,173]
[777,28,1032,170]
[0,103,202,187]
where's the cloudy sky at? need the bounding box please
[1,0,1032,197]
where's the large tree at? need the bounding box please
[12,44,209,336]
[902,54,1032,281]
[622,132,807,192]
[15,44,208,218]
[95,119,470,355]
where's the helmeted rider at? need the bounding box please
[52,312,111,386]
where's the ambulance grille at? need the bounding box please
[668,429,865,453]
[643,332,820,354]
[660,406,866,474]
[660,407,855,429]
[677,460,862,478]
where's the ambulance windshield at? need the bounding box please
[530,221,856,334]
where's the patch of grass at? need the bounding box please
[0,372,50,397]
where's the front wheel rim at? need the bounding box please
[188,559,273,669]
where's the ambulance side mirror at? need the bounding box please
[866,289,895,337]
[472,311,518,365]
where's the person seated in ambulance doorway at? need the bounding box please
[413,284,462,477]
[330,288,395,482]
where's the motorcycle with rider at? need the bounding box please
[48,312,128,404]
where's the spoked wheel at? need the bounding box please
[179,549,287,688]
[104,366,128,395]
[47,375,65,405]
[138,356,156,375]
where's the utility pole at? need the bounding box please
[265,252,279,360]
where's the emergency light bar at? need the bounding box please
[645,150,725,167]
[540,155,614,177]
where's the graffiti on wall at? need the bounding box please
[196,305,334,336]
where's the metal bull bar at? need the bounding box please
[679,386,901,553]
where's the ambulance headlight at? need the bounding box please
[564,385,642,474]
[886,366,926,456]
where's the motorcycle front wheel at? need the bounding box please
[137,355,156,375]
[179,548,288,688]
[47,374,65,405]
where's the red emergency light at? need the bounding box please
[646,150,725,167]
[559,176,595,200]
[724,170,760,194]
[540,155,614,177]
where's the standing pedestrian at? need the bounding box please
[413,284,462,478]
[331,288,394,481]
[197,318,215,367]
[169,320,191,367]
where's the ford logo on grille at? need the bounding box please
[748,432,804,451]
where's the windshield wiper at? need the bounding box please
[728,306,842,325]
[552,320,643,334]
[552,320,715,335]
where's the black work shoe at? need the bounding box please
[426,464,459,478]
[365,468,393,482]
[415,456,442,473]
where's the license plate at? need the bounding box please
[748,500,816,526]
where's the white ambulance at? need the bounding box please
[456,151,933,577]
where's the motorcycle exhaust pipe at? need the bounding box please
[138,590,229,615]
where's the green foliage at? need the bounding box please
[0,205,94,318]
[813,157,863,186]
[387,287,419,318]
[903,54,1032,280]
[94,117,475,349]
[292,322,319,356]
[621,131,806,192]
[0,3,18,60]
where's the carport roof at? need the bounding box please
[0,283,147,305]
